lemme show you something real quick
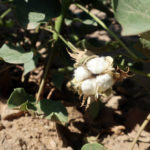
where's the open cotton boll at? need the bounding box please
[74,66,91,81]
[96,73,114,92]
[81,78,97,96]
[86,57,109,74]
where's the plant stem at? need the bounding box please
[54,30,77,52]
[130,68,150,78]
[129,113,150,150]
[53,0,71,41]
[36,47,54,101]
[0,8,12,20]
[75,3,138,60]
[36,0,71,101]
[44,27,77,52]
[46,27,150,79]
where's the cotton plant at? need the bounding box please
[67,49,130,108]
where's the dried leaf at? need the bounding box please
[68,49,97,67]
[114,67,133,81]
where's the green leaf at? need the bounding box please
[140,31,150,50]
[14,0,61,29]
[20,101,29,111]
[83,19,98,26]
[7,88,35,108]
[88,100,102,120]
[26,102,37,111]
[24,59,36,75]
[140,31,150,41]
[81,143,107,150]
[140,38,150,50]
[134,41,150,60]
[20,100,37,111]
[38,99,68,124]
[24,56,38,75]
[65,18,98,26]
[131,47,148,60]
[112,0,150,35]
[0,44,33,64]
[51,71,64,90]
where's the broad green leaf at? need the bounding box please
[0,44,33,64]
[140,31,150,50]
[14,0,61,29]
[24,57,37,75]
[38,99,68,124]
[81,143,107,150]
[134,41,150,60]
[24,50,39,75]
[140,38,150,50]
[7,88,35,108]
[112,0,150,35]
[51,71,64,90]
[140,31,150,41]
[20,101,37,111]
[131,47,148,60]
[88,100,102,120]
[20,101,29,111]
[26,102,37,111]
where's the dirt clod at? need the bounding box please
[0,105,24,120]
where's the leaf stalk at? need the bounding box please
[129,113,150,150]
[75,3,138,60]
[36,0,71,101]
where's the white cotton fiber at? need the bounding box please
[74,66,91,81]
[96,73,114,92]
[81,78,96,95]
[86,57,109,74]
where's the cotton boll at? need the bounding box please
[81,78,97,96]
[96,73,114,92]
[74,66,91,81]
[105,56,113,65]
[86,57,109,74]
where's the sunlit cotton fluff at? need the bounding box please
[86,57,109,74]
[96,73,114,92]
[81,78,97,96]
[74,66,91,82]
